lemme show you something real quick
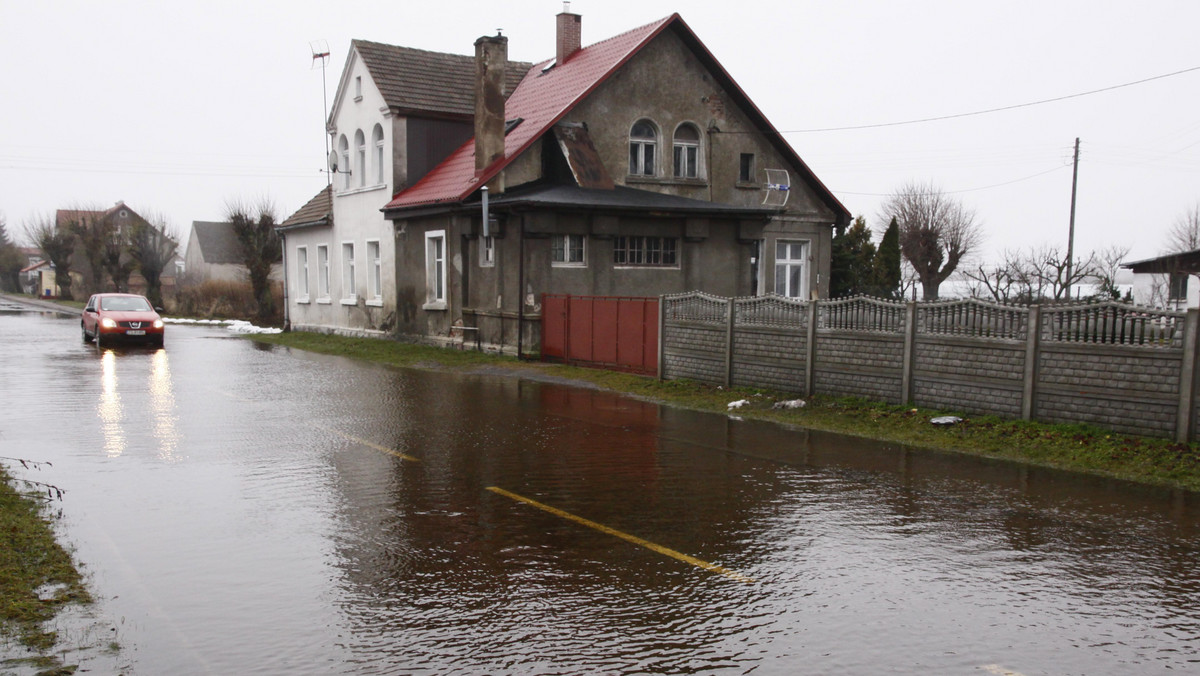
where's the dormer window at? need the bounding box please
[628,120,657,177]
[672,124,701,179]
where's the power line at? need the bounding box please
[834,164,1071,197]
[727,65,1200,134]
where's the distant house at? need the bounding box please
[17,247,44,294]
[1123,249,1200,310]
[182,220,282,285]
[52,201,181,296]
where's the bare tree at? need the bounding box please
[881,181,983,300]
[1090,244,1132,301]
[26,215,76,300]
[128,213,179,309]
[226,199,282,322]
[959,253,1021,303]
[1166,202,1200,253]
[61,206,112,295]
[1023,245,1097,301]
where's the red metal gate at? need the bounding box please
[541,294,659,375]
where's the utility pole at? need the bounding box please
[1065,137,1080,299]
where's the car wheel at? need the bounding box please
[152,335,164,348]
[82,323,93,343]
[95,329,103,348]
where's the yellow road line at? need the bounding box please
[486,486,755,583]
[314,425,420,462]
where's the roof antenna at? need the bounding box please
[563,1,571,12]
[310,40,331,186]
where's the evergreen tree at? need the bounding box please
[831,216,877,297]
[0,215,24,292]
[871,217,902,299]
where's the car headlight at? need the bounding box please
[100,318,117,328]
[153,320,164,329]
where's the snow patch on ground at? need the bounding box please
[163,317,282,334]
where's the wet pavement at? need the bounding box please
[1,302,1198,674]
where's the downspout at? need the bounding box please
[517,214,525,360]
[280,233,290,331]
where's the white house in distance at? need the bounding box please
[183,220,282,285]
[278,40,529,336]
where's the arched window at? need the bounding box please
[372,124,385,186]
[354,129,366,188]
[628,120,657,176]
[673,124,701,179]
[338,135,350,190]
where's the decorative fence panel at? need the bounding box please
[660,294,1200,442]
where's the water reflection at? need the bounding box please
[97,349,125,457]
[148,348,180,461]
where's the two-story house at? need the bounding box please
[380,11,849,352]
[279,40,529,336]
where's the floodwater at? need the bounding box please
[1,304,1198,675]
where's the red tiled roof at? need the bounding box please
[385,15,677,210]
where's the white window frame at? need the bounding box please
[628,120,658,177]
[371,124,386,187]
[354,129,366,188]
[295,245,310,302]
[775,239,810,299]
[366,239,382,305]
[424,230,447,310]
[551,234,586,267]
[316,244,331,302]
[480,235,495,268]
[341,241,356,304]
[672,123,701,179]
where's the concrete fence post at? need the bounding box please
[1022,304,1042,421]
[724,297,735,388]
[1175,308,1200,443]
[805,300,818,396]
[901,302,918,406]
[657,294,666,380]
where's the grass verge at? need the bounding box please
[249,331,1200,493]
[0,465,91,657]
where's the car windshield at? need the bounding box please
[100,297,153,312]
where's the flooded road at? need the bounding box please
[2,305,1199,674]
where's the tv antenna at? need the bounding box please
[310,39,331,185]
[761,168,791,207]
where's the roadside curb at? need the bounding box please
[0,293,81,316]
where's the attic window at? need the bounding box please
[354,76,362,101]
[504,118,524,135]
[540,60,556,74]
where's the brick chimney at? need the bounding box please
[474,34,508,175]
[556,3,581,65]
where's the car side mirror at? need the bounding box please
[154,306,164,313]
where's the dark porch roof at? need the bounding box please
[484,183,778,218]
[278,185,333,232]
[1123,249,1200,275]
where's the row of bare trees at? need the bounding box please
[958,244,1131,304]
[23,207,178,307]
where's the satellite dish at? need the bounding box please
[328,150,339,173]
[761,168,791,207]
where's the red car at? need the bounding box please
[81,293,166,347]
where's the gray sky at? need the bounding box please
[3,0,1198,264]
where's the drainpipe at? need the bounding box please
[517,214,525,360]
[279,233,290,331]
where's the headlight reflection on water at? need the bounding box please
[98,350,125,457]
[149,348,181,460]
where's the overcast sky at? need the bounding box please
[3,1,1198,264]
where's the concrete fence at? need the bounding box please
[660,293,1200,442]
